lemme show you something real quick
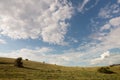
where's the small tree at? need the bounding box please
[14,57,23,67]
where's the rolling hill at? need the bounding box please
[0,57,120,80]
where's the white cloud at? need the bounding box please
[78,0,90,12]
[47,51,83,65]
[0,0,74,45]
[108,54,120,65]
[98,3,120,19]
[20,47,53,54]
[90,17,120,64]
[94,16,120,46]
[0,47,53,61]
[91,51,110,65]
[101,51,110,59]
[57,15,120,66]
[91,51,120,65]
[78,16,120,66]
[77,0,99,13]
[0,19,119,66]
[98,6,111,18]
[0,39,6,44]
[68,37,78,43]
[100,16,120,31]
[109,16,120,27]
[100,17,120,48]
[95,18,120,48]
[118,0,120,3]
[0,47,83,66]
[100,24,111,31]
[87,29,119,63]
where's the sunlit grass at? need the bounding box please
[0,57,120,80]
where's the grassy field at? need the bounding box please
[0,57,120,80]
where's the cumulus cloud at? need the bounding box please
[91,51,110,65]
[0,0,74,45]
[0,39,6,44]
[91,51,120,65]
[101,51,110,59]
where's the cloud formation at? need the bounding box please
[0,47,52,61]
[78,0,90,12]
[77,0,99,13]
[88,16,120,65]
[0,47,83,66]
[100,17,120,47]
[91,51,120,65]
[98,3,120,19]
[0,0,74,45]
[77,7,120,65]
[0,39,6,44]
[118,0,120,3]
[91,51,110,64]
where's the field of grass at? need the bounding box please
[0,57,120,80]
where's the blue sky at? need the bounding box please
[0,0,120,66]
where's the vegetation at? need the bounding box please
[14,57,23,67]
[0,57,120,80]
[97,67,114,74]
[25,59,29,61]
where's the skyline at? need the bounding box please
[0,0,120,66]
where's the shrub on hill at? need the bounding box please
[25,59,29,61]
[110,64,120,67]
[97,67,114,74]
[14,57,23,67]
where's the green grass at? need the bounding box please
[0,57,120,80]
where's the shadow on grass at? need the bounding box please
[22,66,40,70]
[0,62,13,64]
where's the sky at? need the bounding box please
[0,0,120,66]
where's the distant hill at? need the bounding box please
[0,57,120,80]
[110,64,120,67]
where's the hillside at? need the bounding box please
[0,57,120,80]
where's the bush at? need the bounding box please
[14,57,23,67]
[97,67,114,74]
[25,59,29,61]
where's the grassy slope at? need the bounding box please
[0,57,120,80]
